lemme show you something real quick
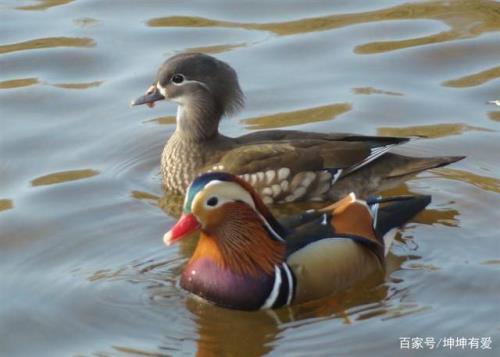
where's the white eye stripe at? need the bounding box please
[156,78,210,107]
[202,180,255,208]
[181,79,210,91]
[163,76,210,91]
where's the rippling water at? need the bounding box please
[1,1,499,356]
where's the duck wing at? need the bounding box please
[281,194,384,303]
[201,139,398,203]
[282,193,432,259]
[281,194,430,303]
[235,130,409,148]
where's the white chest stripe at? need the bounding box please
[371,202,380,229]
[260,264,294,309]
[260,265,281,309]
[281,263,294,305]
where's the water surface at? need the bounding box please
[1,1,499,356]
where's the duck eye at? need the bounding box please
[206,196,218,207]
[171,74,185,84]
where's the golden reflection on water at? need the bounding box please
[379,304,432,321]
[0,199,14,212]
[488,111,500,122]
[147,16,236,30]
[353,0,500,54]
[434,168,500,194]
[0,37,95,55]
[0,78,104,90]
[146,116,176,125]
[73,17,99,28]
[378,123,493,139]
[185,43,247,55]
[15,0,73,11]
[112,345,167,357]
[51,81,103,90]
[147,1,500,55]
[0,78,39,89]
[481,260,500,265]
[242,103,351,130]
[443,65,500,88]
[31,169,99,187]
[131,190,160,202]
[412,207,459,227]
[353,87,403,96]
[406,262,441,271]
[131,190,161,211]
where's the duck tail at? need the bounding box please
[367,195,431,256]
[384,154,465,179]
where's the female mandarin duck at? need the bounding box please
[164,172,431,310]
[132,53,463,204]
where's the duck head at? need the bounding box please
[132,53,244,140]
[164,172,286,277]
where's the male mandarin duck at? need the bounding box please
[132,52,464,203]
[163,172,431,310]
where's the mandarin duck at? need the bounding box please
[132,52,463,203]
[163,172,431,310]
